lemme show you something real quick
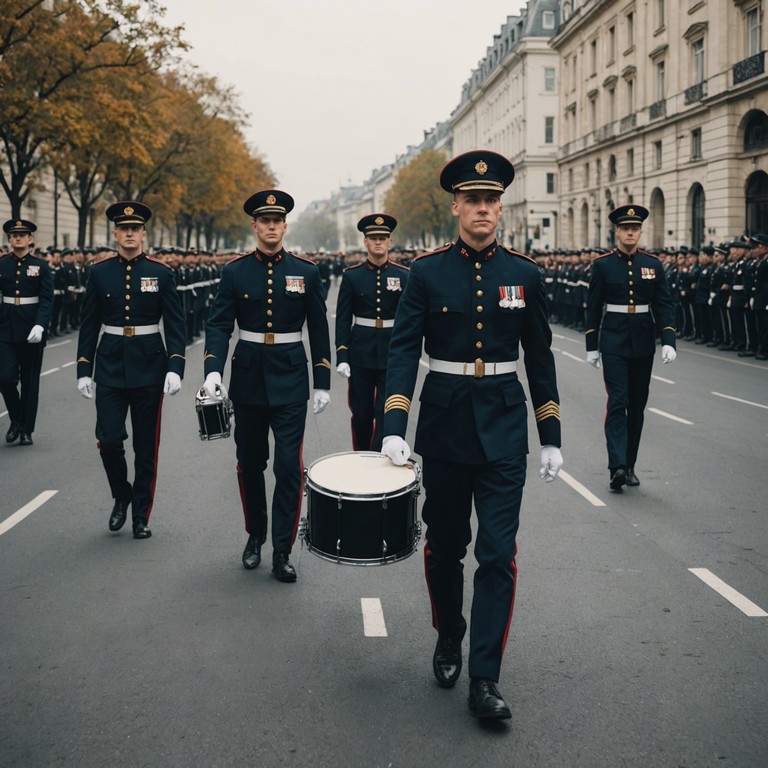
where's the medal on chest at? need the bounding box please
[285,276,305,294]
[386,277,401,292]
[499,285,525,309]
[140,277,159,292]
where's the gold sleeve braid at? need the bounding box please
[534,400,560,422]
[77,356,90,363]
[315,358,331,369]
[384,394,411,414]
[203,352,217,361]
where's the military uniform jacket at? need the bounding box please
[0,253,53,343]
[585,248,676,357]
[335,258,410,369]
[76,253,186,387]
[383,238,561,464]
[204,249,331,406]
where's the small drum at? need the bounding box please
[195,387,233,440]
[302,452,421,566]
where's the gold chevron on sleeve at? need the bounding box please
[585,329,597,335]
[336,345,348,352]
[203,352,217,360]
[315,358,331,369]
[384,394,411,414]
[170,353,186,360]
[662,326,676,332]
[534,400,560,422]
[77,356,90,363]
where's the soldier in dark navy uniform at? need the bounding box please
[381,151,563,721]
[335,213,409,451]
[76,202,186,539]
[751,233,768,359]
[0,219,53,446]
[203,190,332,582]
[585,205,676,490]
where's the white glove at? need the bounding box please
[77,376,93,399]
[750,298,754,310]
[204,371,228,400]
[540,445,563,483]
[336,363,351,378]
[586,350,601,368]
[661,345,677,364]
[312,389,330,414]
[163,371,182,396]
[382,435,411,466]
[26,325,44,343]
[707,297,713,306]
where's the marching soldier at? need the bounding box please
[335,213,409,451]
[382,151,563,720]
[203,190,331,582]
[76,202,186,539]
[751,233,768,360]
[585,205,676,490]
[0,219,53,446]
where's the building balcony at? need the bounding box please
[620,114,636,133]
[592,123,616,144]
[649,99,667,120]
[733,51,765,85]
[684,80,708,104]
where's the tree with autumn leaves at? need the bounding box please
[0,0,274,249]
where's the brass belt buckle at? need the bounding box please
[124,326,135,337]
[15,297,21,306]
[627,305,636,314]
[264,332,275,345]
[375,318,383,329]
[473,359,485,378]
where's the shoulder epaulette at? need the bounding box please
[226,252,250,265]
[594,251,613,261]
[499,245,536,264]
[414,243,452,261]
[92,254,119,266]
[344,261,365,272]
[389,260,410,270]
[638,248,662,262]
[146,255,172,269]
[290,252,317,266]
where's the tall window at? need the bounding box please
[590,97,597,131]
[627,12,634,49]
[657,0,665,30]
[691,127,702,160]
[585,163,590,187]
[691,185,706,248]
[608,86,616,122]
[746,6,761,57]
[591,40,598,75]
[656,61,665,101]
[547,173,556,194]
[545,67,556,92]
[542,10,555,29]
[545,116,554,144]
[627,79,635,114]
[692,39,705,83]
[654,141,662,169]
[608,26,616,62]
[627,148,635,176]
[568,168,574,191]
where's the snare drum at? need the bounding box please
[302,452,421,565]
[195,388,233,440]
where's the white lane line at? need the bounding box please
[47,339,71,349]
[648,407,693,425]
[41,367,61,377]
[0,491,59,536]
[61,361,76,368]
[689,568,768,617]
[1,410,7,419]
[552,333,581,345]
[361,598,388,637]
[560,350,584,363]
[711,391,768,411]
[652,375,675,384]
[558,470,606,507]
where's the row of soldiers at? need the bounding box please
[538,234,768,360]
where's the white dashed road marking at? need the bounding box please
[361,598,388,637]
[689,568,768,617]
[558,470,606,507]
[711,391,768,411]
[0,491,59,536]
[648,407,693,425]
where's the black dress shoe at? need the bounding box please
[756,353,768,361]
[433,636,462,688]
[132,518,152,539]
[19,432,33,446]
[468,678,512,720]
[272,551,297,582]
[242,535,262,570]
[109,499,130,531]
[610,468,627,491]
[738,350,755,357]
[626,468,640,487]
[694,339,707,345]
[5,423,21,444]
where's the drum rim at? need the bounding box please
[305,451,419,500]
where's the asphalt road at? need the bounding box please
[2,282,767,768]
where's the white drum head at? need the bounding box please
[307,452,417,496]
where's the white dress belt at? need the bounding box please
[239,330,303,344]
[429,358,517,378]
[103,324,160,336]
[354,316,394,328]
[2,296,39,305]
[605,304,650,314]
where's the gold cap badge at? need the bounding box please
[16,221,22,227]
[375,216,384,225]
[266,194,276,205]
[628,208,635,216]
[475,161,488,175]
[124,206,134,215]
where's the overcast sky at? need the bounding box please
[158,0,525,214]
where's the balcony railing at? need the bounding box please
[733,51,765,85]
[649,99,667,120]
[620,113,637,133]
[593,124,616,143]
[684,80,708,104]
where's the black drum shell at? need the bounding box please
[196,399,232,440]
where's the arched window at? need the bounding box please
[690,184,705,248]
[744,111,768,152]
